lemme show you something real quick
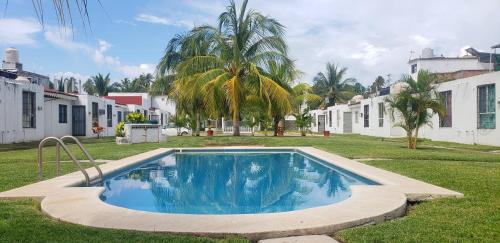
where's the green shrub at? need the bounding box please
[126,112,146,123]
[115,121,125,137]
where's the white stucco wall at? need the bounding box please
[359,96,405,138]
[43,98,73,138]
[75,95,117,137]
[0,78,44,144]
[410,57,491,79]
[308,109,326,133]
[419,71,500,146]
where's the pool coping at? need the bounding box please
[0,147,463,240]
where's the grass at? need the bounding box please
[0,134,499,242]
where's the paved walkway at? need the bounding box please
[259,235,339,243]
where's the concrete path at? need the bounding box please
[259,235,339,243]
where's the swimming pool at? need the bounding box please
[99,149,378,214]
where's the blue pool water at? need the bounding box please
[99,150,377,214]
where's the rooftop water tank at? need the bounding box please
[390,82,409,95]
[422,48,434,58]
[4,47,20,64]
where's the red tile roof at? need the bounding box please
[104,96,142,105]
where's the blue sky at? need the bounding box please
[1,0,500,85]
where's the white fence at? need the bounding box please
[222,120,253,134]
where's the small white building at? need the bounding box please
[0,48,177,144]
[105,92,176,126]
[0,76,45,143]
[309,46,500,146]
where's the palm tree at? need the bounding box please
[150,75,175,96]
[91,73,112,96]
[312,62,357,106]
[370,75,386,93]
[294,110,313,136]
[176,0,292,136]
[385,70,445,149]
[157,30,215,136]
[83,78,96,95]
[292,83,322,112]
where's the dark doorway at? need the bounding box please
[364,105,370,128]
[72,105,86,136]
[317,115,326,132]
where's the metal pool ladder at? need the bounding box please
[37,136,103,186]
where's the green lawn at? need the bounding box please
[0,135,499,242]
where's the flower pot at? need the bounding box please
[323,131,330,137]
[207,130,214,136]
[115,137,130,145]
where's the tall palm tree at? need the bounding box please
[176,0,292,136]
[157,30,216,136]
[292,83,322,112]
[312,62,357,106]
[91,73,112,96]
[370,75,386,93]
[385,70,445,149]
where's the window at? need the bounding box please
[364,105,369,128]
[440,91,452,127]
[312,115,317,127]
[22,91,36,128]
[107,105,112,127]
[160,113,164,126]
[411,63,417,74]
[336,110,340,127]
[328,111,332,127]
[58,104,67,123]
[354,111,359,124]
[117,111,123,123]
[91,102,98,125]
[478,84,496,129]
[144,110,148,117]
[378,102,384,127]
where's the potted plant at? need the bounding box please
[115,121,129,144]
[207,125,214,137]
[323,130,330,137]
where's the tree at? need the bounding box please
[83,78,96,95]
[385,70,445,149]
[91,73,112,96]
[150,75,174,96]
[370,76,386,93]
[294,110,313,136]
[292,83,322,112]
[312,62,357,106]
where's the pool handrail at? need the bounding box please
[37,137,91,186]
[60,136,103,185]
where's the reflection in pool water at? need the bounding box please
[100,151,375,214]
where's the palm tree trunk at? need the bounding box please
[407,131,413,149]
[195,112,201,136]
[273,116,280,136]
[233,113,240,136]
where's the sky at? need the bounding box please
[1,0,500,86]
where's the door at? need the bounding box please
[72,105,86,136]
[317,115,326,132]
[343,112,352,133]
[364,105,369,128]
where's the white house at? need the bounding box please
[0,76,45,144]
[105,92,176,126]
[309,46,500,146]
[0,48,177,144]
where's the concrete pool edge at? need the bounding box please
[0,147,463,240]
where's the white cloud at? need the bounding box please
[168,0,500,84]
[410,35,433,46]
[44,27,153,78]
[0,18,41,45]
[135,14,192,28]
